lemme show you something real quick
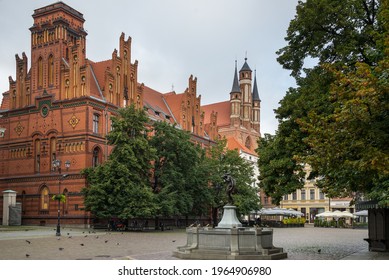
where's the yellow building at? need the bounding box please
[280,165,355,223]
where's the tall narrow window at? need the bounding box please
[92,147,101,167]
[50,137,56,171]
[319,190,325,200]
[38,57,43,87]
[40,186,49,210]
[93,114,99,134]
[35,139,41,173]
[310,189,315,200]
[48,55,54,85]
[301,189,306,200]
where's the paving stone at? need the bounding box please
[0,225,387,260]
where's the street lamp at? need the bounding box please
[52,159,71,236]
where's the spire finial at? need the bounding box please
[245,51,248,61]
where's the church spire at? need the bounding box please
[252,70,260,101]
[230,60,240,94]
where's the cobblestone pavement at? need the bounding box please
[0,225,388,260]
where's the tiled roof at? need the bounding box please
[164,92,185,124]
[202,101,230,126]
[89,59,111,90]
[226,136,257,156]
[240,58,252,72]
[88,63,105,101]
[252,73,260,101]
[230,61,240,94]
[142,85,176,124]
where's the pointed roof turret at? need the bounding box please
[239,57,252,72]
[252,70,260,101]
[230,60,241,94]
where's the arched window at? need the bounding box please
[38,57,43,87]
[92,146,101,167]
[48,55,54,85]
[40,186,49,210]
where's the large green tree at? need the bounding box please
[150,121,212,217]
[204,140,260,222]
[82,105,157,219]
[258,0,388,205]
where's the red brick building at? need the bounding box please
[0,2,262,227]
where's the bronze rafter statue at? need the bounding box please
[222,173,236,205]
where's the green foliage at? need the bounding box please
[205,140,260,215]
[52,194,66,203]
[277,0,381,78]
[82,106,260,221]
[260,0,388,206]
[82,105,157,219]
[282,217,306,225]
[150,121,212,217]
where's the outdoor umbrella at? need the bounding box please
[340,210,356,218]
[316,211,334,218]
[354,210,368,216]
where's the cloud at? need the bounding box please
[0,0,300,135]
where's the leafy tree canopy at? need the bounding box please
[205,139,260,215]
[150,121,212,217]
[82,105,157,219]
[258,0,388,206]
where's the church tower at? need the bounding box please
[29,2,87,101]
[239,58,252,130]
[230,61,241,127]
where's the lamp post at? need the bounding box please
[52,159,71,236]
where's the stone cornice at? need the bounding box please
[0,173,84,183]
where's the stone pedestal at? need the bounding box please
[216,205,242,228]
[2,190,17,226]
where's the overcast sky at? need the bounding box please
[0,0,299,135]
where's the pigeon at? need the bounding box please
[80,243,84,246]
[116,242,120,245]
[25,240,31,244]
[25,254,30,258]
[318,249,321,253]
[104,240,108,243]
[59,248,64,251]
[84,235,88,237]
[68,236,72,239]
[172,240,176,243]
[67,233,70,235]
